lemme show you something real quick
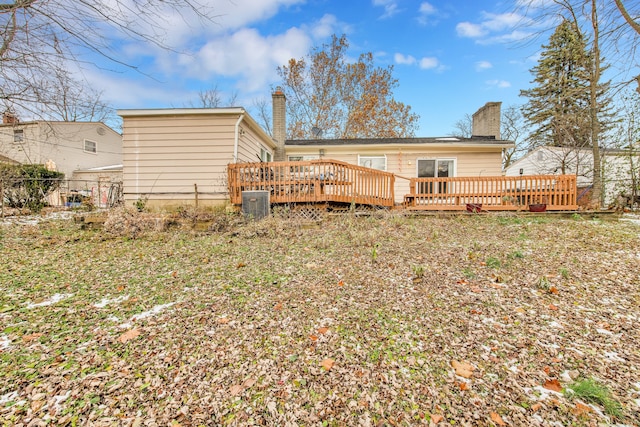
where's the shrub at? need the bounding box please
[0,164,64,213]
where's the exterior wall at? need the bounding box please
[0,121,122,177]
[120,110,275,210]
[286,144,505,204]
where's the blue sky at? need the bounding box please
[87,0,550,136]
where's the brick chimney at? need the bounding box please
[3,111,19,125]
[472,102,501,139]
[272,87,286,161]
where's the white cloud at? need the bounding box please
[486,79,511,88]
[456,12,532,44]
[372,0,400,19]
[419,57,439,70]
[183,26,312,92]
[456,22,487,38]
[394,53,416,65]
[475,61,492,71]
[417,2,437,25]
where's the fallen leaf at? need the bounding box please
[22,333,43,343]
[572,402,592,416]
[543,366,551,375]
[117,285,125,292]
[456,279,468,285]
[242,378,256,388]
[118,328,140,344]
[451,360,474,378]
[490,411,506,426]
[470,287,482,293]
[549,286,559,294]
[318,327,329,334]
[531,403,543,412]
[236,262,246,268]
[229,384,243,396]
[320,358,334,371]
[338,280,344,287]
[430,414,443,423]
[274,302,283,311]
[309,335,318,342]
[549,304,558,311]
[470,309,482,315]
[515,307,525,314]
[458,381,469,391]
[171,271,178,278]
[216,317,229,324]
[543,379,562,393]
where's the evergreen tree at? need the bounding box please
[520,20,595,148]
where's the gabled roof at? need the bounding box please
[286,136,514,148]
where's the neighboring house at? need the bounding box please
[117,108,275,209]
[505,146,640,207]
[0,115,122,179]
[117,95,513,209]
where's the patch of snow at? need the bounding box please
[51,390,71,411]
[596,328,613,335]
[0,334,10,350]
[0,392,14,405]
[560,371,573,382]
[525,385,563,401]
[507,364,519,373]
[548,321,563,329]
[93,295,129,308]
[604,352,625,362]
[118,302,177,328]
[26,293,72,309]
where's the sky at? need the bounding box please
[85,0,553,137]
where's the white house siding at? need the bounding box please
[0,121,122,178]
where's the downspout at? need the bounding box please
[233,111,245,163]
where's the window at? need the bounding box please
[358,155,387,171]
[13,129,23,143]
[260,147,272,162]
[84,139,97,153]
[417,158,455,193]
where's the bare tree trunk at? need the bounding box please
[590,0,603,208]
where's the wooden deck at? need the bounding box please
[228,160,579,211]
[228,159,396,208]
[404,175,578,211]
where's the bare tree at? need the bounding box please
[501,105,529,168]
[1,0,217,119]
[187,85,239,109]
[252,97,272,137]
[450,114,472,138]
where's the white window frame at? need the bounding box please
[416,158,457,194]
[84,139,97,154]
[259,147,272,162]
[358,155,387,171]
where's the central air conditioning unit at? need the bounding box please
[241,190,270,220]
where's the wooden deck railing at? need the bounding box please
[405,175,578,211]
[228,159,396,208]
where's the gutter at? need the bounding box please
[233,111,245,163]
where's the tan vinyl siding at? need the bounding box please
[286,145,504,203]
[120,110,275,209]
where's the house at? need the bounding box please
[0,114,122,179]
[118,91,513,209]
[277,96,513,205]
[505,146,640,207]
[117,108,275,209]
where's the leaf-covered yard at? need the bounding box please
[1,211,639,426]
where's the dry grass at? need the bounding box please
[0,210,639,426]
